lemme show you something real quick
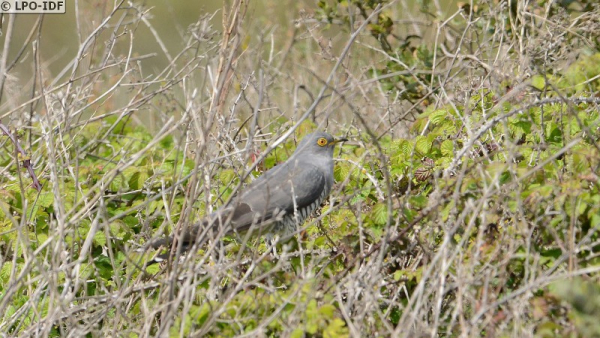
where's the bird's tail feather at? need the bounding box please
[144,209,236,265]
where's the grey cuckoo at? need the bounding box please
[149,131,347,262]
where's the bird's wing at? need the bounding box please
[226,161,326,233]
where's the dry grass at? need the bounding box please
[1,0,600,336]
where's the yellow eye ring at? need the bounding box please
[317,137,328,147]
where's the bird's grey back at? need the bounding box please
[226,151,332,236]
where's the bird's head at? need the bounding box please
[294,131,347,158]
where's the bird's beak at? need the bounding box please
[331,137,348,145]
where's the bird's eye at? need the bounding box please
[317,137,328,147]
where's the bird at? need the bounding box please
[148,131,347,263]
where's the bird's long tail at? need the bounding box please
[144,209,235,265]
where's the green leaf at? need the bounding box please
[545,121,562,144]
[1,262,12,283]
[531,75,546,90]
[334,162,350,182]
[110,220,129,238]
[324,318,349,338]
[93,231,107,246]
[414,136,432,156]
[145,264,160,275]
[398,139,412,156]
[319,304,336,318]
[393,270,403,281]
[429,109,448,125]
[110,174,128,192]
[371,203,388,225]
[290,329,304,338]
[440,139,454,156]
[306,299,319,334]
[159,134,174,148]
[37,192,54,208]
[409,195,427,208]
